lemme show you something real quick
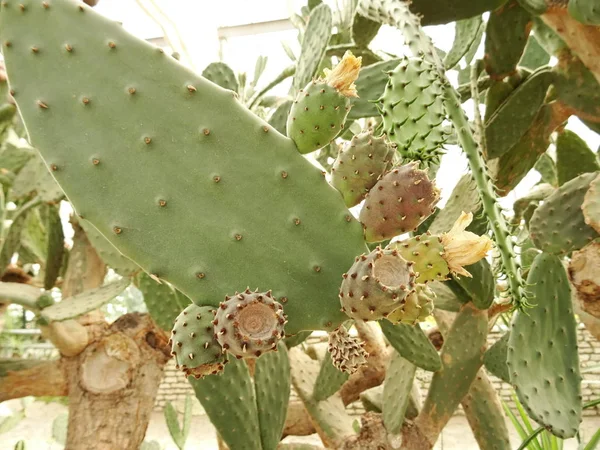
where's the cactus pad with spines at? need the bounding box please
[428,174,480,235]
[583,173,600,234]
[213,289,286,358]
[267,100,292,136]
[201,62,239,92]
[348,59,400,120]
[0,0,368,335]
[330,130,394,207]
[529,171,599,255]
[40,278,130,322]
[293,3,332,92]
[390,234,448,284]
[313,350,350,400]
[380,319,441,372]
[483,332,510,384]
[382,351,416,434]
[171,304,226,378]
[138,272,189,332]
[508,253,582,438]
[556,130,600,186]
[254,341,290,450]
[568,0,600,25]
[385,284,435,324]
[287,81,351,154]
[360,162,440,242]
[327,325,368,374]
[189,356,261,450]
[339,247,416,320]
[380,57,447,164]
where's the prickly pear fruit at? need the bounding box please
[328,325,368,374]
[390,234,448,283]
[170,304,226,378]
[583,173,600,234]
[386,284,435,325]
[287,51,361,154]
[568,241,600,319]
[214,289,287,358]
[339,247,416,320]
[330,130,395,207]
[359,162,440,242]
[380,57,447,164]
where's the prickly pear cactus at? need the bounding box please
[213,289,286,358]
[287,52,361,154]
[201,62,239,92]
[339,247,416,320]
[390,234,448,284]
[170,303,226,378]
[380,57,447,164]
[385,284,435,324]
[0,1,368,335]
[330,130,394,207]
[359,162,440,242]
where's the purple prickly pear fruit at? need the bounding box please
[339,247,416,321]
[213,288,287,359]
[328,325,368,374]
[359,162,440,242]
[331,130,395,207]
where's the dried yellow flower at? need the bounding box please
[441,211,493,277]
[323,51,362,98]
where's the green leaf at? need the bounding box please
[164,401,183,449]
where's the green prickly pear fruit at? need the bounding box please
[386,284,435,325]
[328,325,368,374]
[389,212,493,283]
[287,52,362,154]
[213,288,287,358]
[359,162,440,242]
[380,57,447,165]
[339,247,416,320]
[170,304,226,378]
[330,130,395,207]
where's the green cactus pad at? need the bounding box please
[287,81,350,154]
[214,289,286,358]
[553,53,600,121]
[339,247,416,320]
[43,204,64,290]
[568,0,600,25]
[390,234,448,284]
[534,154,558,187]
[530,171,599,255]
[556,130,600,186]
[189,357,261,450]
[0,1,367,335]
[380,57,447,164]
[170,303,225,378]
[508,253,582,438]
[483,332,510,384]
[313,350,350,401]
[382,351,416,434]
[0,139,35,176]
[348,59,400,120]
[80,219,140,276]
[444,16,484,70]
[137,272,189,332]
[267,100,292,136]
[352,13,381,47]
[293,3,332,92]
[330,131,394,207]
[484,68,553,160]
[408,0,506,26]
[288,347,355,447]
[520,35,551,71]
[201,62,238,92]
[255,341,290,450]
[447,259,494,310]
[462,369,511,450]
[10,153,64,202]
[429,281,464,312]
[429,174,480,235]
[385,284,435,324]
[41,278,130,322]
[583,173,600,234]
[380,319,441,372]
[483,0,531,79]
[360,163,440,242]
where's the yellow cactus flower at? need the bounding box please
[323,51,362,98]
[441,211,493,277]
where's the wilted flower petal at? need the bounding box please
[323,51,362,98]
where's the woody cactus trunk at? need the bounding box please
[0,0,599,449]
